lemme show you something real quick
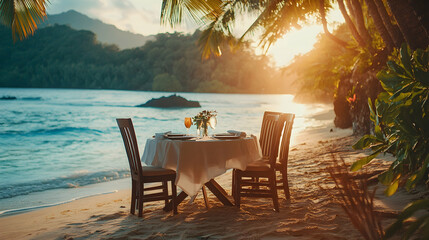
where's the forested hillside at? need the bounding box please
[39,10,155,49]
[0,25,289,94]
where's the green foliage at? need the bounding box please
[384,199,429,239]
[195,80,235,93]
[0,25,284,94]
[352,45,429,196]
[352,45,429,239]
[287,24,357,102]
[152,73,183,92]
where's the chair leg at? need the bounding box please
[270,171,280,212]
[281,169,291,200]
[232,169,236,199]
[170,179,178,215]
[138,184,144,217]
[162,181,168,206]
[130,180,136,215]
[234,171,241,208]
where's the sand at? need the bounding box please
[1,126,426,240]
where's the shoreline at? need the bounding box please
[0,178,131,218]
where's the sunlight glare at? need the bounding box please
[264,25,323,67]
[268,95,334,146]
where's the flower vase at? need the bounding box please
[196,120,202,137]
[201,120,209,137]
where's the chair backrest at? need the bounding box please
[259,111,285,166]
[117,118,143,180]
[279,113,295,165]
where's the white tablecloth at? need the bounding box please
[141,136,261,196]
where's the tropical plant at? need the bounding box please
[384,199,429,239]
[324,156,383,240]
[0,0,49,40]
[352,45,429,196]
[351,44,429,239]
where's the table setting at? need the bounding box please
[141,110,262,208]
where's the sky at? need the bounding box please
[47,0,345,67]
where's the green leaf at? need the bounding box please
[413,48,428,68]
[399,199,429,220]
[387,60,407,76]
[390,82,416,100]
[414,68,429,87]
[385,179,399,196]
[400,44,413,76]
[384,220,402,239]
[350,151,380,171]
[374,125,384,140]
[377,71,404,93]
[378,169,394,185]
[406,155,429,190]
[403,213,429,239]
[368,97,376,123]
[352,134,378,150]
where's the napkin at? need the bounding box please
[227,130,247,138]
[155,131,171,140]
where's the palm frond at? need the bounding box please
[161,0,223,27]
[198,20,235,59]
[0,0,48,41]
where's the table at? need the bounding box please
[141,136,261,207]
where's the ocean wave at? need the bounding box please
[0,96,43,101]
[21,97,43,101]
[0,127,103,137]
[0,190,118,216]
[0,169,130,199]
[138,116,180,122]
[31,127,103,135]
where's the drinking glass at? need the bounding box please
[209,116,217,129]
[184,117,192,135]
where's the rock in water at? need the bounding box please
[137,94,201,108]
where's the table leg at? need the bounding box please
[201,186,210,209]
[163,191,187,212]
[164,179,233,211]
[205,179,233,206]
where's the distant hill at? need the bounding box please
[40,10,155,49]
[0,25,286,94]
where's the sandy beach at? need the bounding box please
[1,125,426,240]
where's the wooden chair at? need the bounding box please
[232,111,285,212]
[274,113,295,199]
[116,118,177,217]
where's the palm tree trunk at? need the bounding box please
[409,0,429,35]
[345,0,357,22]
[364,0,395,51]
[350,0,373,46]
[337,0,369,51]
[318,0,349,48]
[373,0,404,48]
[386,0,429,49]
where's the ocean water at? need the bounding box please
[0,88,333,215]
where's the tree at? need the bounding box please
[152,73,183,92]
[386,0,429,50]
[160,0,428,56]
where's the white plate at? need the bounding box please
[166,135,195,140]
[213,135,240,140]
